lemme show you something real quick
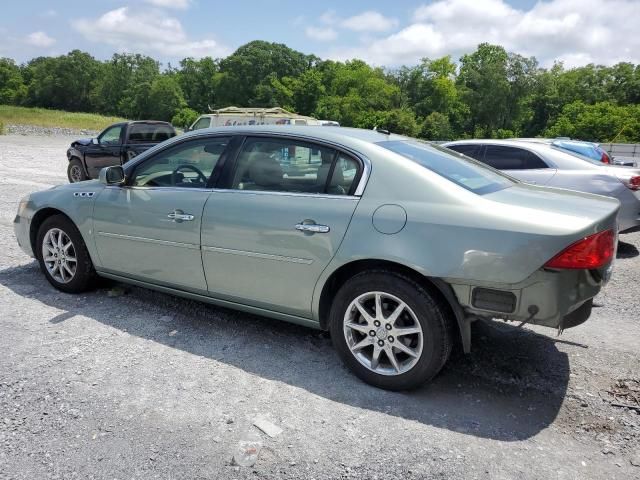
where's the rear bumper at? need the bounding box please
[448,265,610,330]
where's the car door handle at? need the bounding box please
[167,210,195,222]
[295,223,330,233]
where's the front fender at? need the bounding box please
[23,182,104,266]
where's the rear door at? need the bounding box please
[482,145,557,185]
[201,135,363,317]
[84,124,125,178]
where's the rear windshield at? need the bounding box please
[128,124,176,143]
[378,140,515,195]
[549,145,604,166]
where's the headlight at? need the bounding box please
[17,197,30,217]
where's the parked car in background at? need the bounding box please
[66,121,177,182]
[444,139,640,233]
[188,106,321,131]
[16,127,619,390]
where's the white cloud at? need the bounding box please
[341,11,398,32]
[73,7,230,59]
[144,0,190,9]
[305,26,338,42]
[327,0,640,67]
[25,31,56,48]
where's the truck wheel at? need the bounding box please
[67,159,87,183]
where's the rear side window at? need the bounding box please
[379,140,514,195]
[484,145,548,170]
[231,138,360,195]
[128,124,176,143]
[447,144,482,160]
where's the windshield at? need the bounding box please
[378,140,515,195]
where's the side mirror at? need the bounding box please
[99,166,125,185]
[92,138,99,145]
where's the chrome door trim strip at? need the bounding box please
[97,231,200,250]
[202,245,313,264]
[208,188,360,200]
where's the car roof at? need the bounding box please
[180,125,409,145]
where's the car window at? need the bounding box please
[131,136,230,188]
[447,144,482,160]
[231,138,358,195]
[483,145,548,170]
[192,117,211,130]
[99,125,123,145]
[128,124,176,143]
[379,140,515,195]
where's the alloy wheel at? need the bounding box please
[69,165,83,182]
[42,228,77,284]
[343,291,423,376]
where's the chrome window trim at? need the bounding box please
[123,130,372,197]
[97,231,199,250]
[208,188,360,200]
[202,245,313,265]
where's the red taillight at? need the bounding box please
[628,176,640,191]
[545,230,615,270]
[601,151,610,164]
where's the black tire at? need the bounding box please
[67,158,87,183]
[330,270,453,391]
[36,214,98,293]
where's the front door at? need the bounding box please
[92,136,231,292]
[85,124,124,178]
[201,136,362,317]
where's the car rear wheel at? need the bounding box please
[330,271,453,391]
[67,158,87,183]
[36,215,98,293]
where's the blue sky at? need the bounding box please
[1,0,638,68]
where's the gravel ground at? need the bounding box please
[0,133,639,479]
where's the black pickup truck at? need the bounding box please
[66,121,177,182]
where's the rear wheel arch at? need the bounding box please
[317,259,470,352]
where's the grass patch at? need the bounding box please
[0,105,126,131]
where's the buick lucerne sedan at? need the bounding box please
[14,127,619,390]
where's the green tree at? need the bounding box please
[457,44,537,137]
[171,107,199,128]
[24,50,100,111]
[545,101,640,142]
[92,53,160,117]
[213,41,316,108]
[0,58,26,104]
[177,57,219,112]
[420,112,454,140]
[146,76,186,121]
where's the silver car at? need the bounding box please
[15,127,620,390]
[444,139,640,233]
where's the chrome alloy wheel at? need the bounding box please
[343,291,424,376]
[69,165,83,182]
[42,228,77,284]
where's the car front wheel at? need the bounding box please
[330,271,453,391]
[36,215,97,293]
[67,158,87,183]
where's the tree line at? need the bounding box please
[1,40,640,142]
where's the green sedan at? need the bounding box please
[14,126,619,390]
